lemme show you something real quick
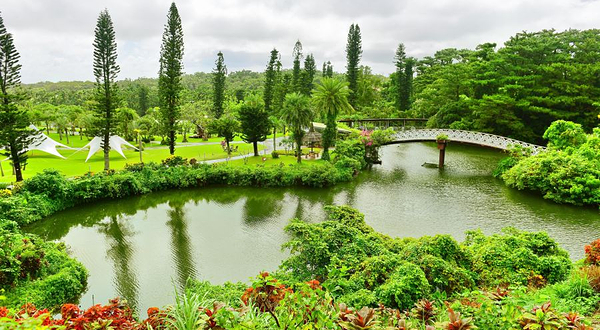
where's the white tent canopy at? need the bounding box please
[27,125,73,159]
[82,136,137,162]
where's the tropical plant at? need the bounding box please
[281,93,313,163]
[312,77,353,161]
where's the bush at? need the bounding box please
[463,228,571,287]
[499,120,600,207]
[0,229,87,309]
[374,262,431,310]
[584,239,600,265]
[271,151,279,159]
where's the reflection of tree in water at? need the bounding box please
[242,189,284,223]
[98,215,139,311]
[166,203,197,290]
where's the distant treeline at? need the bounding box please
[22,28,600,144]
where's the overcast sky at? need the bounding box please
[2,0,599,83]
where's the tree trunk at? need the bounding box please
[226,139,231,155]
[11,145,23,182]
[169,129,176,155]
[296,138,302,164]
[103,134,110,171]
[65,128,70,144]
[253,141,259,156]
[79,127,83,140]
[45,122,50,134]
[273,127,277,151]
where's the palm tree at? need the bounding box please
[281,93,313,163]
[312,78,353,160]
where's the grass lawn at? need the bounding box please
[0,143,264,183]
[224,154,324,167]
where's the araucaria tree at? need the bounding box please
[238,94,270,156]
[282,93,313,163]
[212,51,227,119]
[291,40,303,93]
[158,2,184,155]
[345,23,362,108]
[263,48,279,113]
[323,61,333,78]
[301,54,316,96]
[312,78,353,161]
[394,43,414,111]
[92,9,120,171]
[0,13,36,182]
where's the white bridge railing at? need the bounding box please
[388,128,546,154]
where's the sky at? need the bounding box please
[2,0,599,83]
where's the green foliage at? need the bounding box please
[412,29,600,143]
[263,48,279,113]
[0,13,37,182]
[0,229,87,309]
[212,51,227,119]
[158,2,185,155]
[280,206,574,314]
[543,120,588,151]
[238,94,270,156]
[346,23,362,108]
[282,93,313,163]
[209,114,239,153]
[501,122,600,207]
[375,262,431,310]
[464,228,571,287]
[312,77,353,161]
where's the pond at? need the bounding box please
[26,142,600,313]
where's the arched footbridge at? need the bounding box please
[384,128,546,155]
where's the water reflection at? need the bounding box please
[98,215,139,310]
[166,204,197,290]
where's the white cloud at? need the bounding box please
[1,0,598,83]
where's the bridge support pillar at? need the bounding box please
[437,140,447,169]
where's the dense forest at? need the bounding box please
[20,29,599,145]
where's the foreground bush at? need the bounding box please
[279,206,574,311]
[0,228,87,309]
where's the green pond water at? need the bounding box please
[26,143,599,313]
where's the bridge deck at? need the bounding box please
[385,128,546,154]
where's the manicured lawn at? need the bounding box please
[0,143,264,183]
[225,152,324,167]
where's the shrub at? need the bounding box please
[271,151,279,159]
[463,228,571,287]
[374,262,431,310]
[584,239,600,265]
[0,230,87,309]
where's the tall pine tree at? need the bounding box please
[92,9,120,171]
[301,54,316,95]
[158,2,184,155]
[291,40,303,93]
[394,43,414,112]
[212,51,227,119]
[345,23,362,108]
[263,48,279,113]
[0,12,36,182]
